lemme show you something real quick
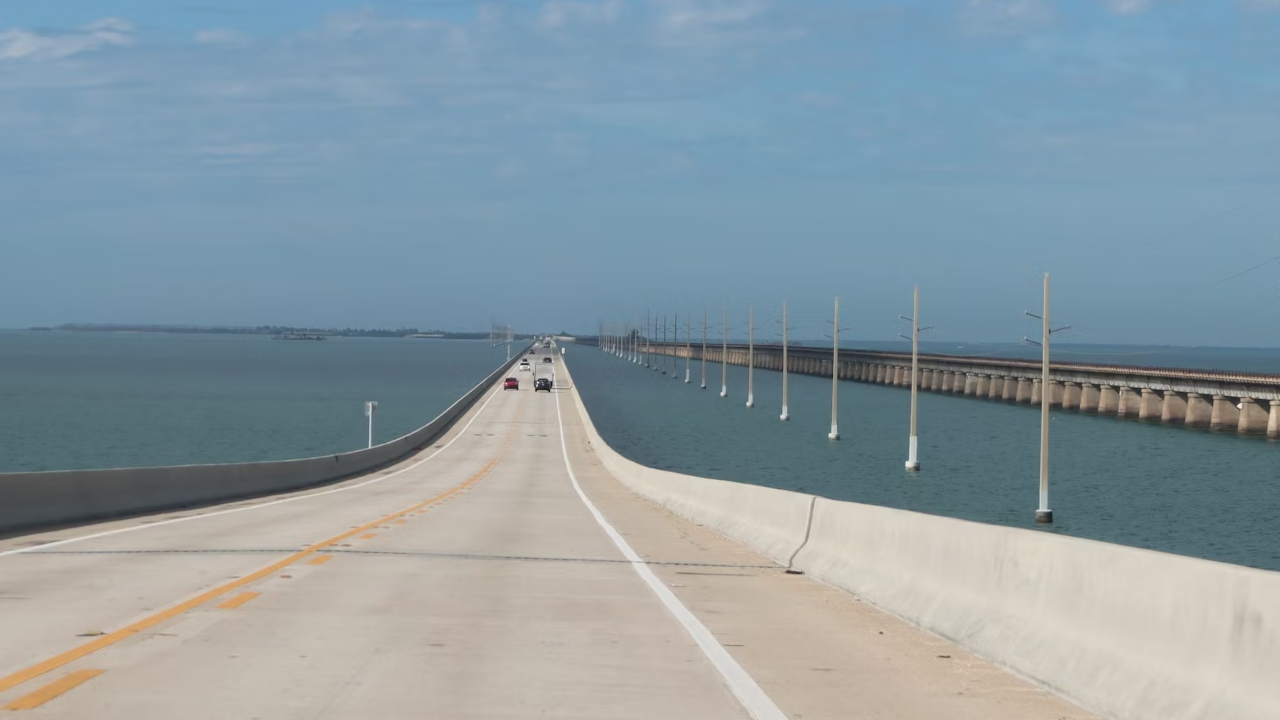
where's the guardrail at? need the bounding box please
[0,346,530,535]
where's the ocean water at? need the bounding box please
[567,345,1280,573]
[0,331,508,472]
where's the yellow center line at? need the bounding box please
[3,670,104,711]
[0,430,513,697]
[216,592,260,610]
[360,533,377,540]
[307,555,333,566]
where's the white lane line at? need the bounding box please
[0,386,507,559]
[553,387,788,720]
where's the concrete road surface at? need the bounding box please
[0,355,1100,719]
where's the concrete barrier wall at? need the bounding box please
[0,348,528,534]
[563,354,1280,720]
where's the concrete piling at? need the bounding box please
[1015,378,1032,404]
[1185,393,1212,428]
[1210,395,1240,432]
[1161,391,1187,424]
[1238,397,1268,435]
[1117,387,1142,419]
[975,374,990,398]
[1138,389,1162,421]
[1098,385,1119,415]
[1061,382,1080,410]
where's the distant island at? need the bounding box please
[32,323,535,341]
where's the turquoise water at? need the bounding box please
[568,346,1280,573]
[0,332,507,472]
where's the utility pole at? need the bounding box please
[645,310,651,367]
[780,299,789,421]
[720,306,729,398]
[685,312,692,383]
[746,305,756,408]
[672,311,679,380]
[828,296,840,441]
[899,286,933,471]
[701,307,708,389]
[662,315,668,374]
[1024,273,1070,523]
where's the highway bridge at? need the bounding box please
[630,339,1280,436]
[0,344,1274,719]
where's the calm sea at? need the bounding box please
[567,343,1280,573]
[0,331,507,472]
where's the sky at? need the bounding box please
[2,0,1280,344]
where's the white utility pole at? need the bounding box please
[900,286,932,471]
[746,305,756,408]
[828,295,840,441]
[645,310,651,368]
[1024,272,1070,524]
[720,306,729,398]
[364,401,378,448]
[672,311,680,380]
[684,312,692,383]
[780,299,789,421]
[701,307,708,389]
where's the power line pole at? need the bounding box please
[720,305,729,398]
[701,307,708,389]
[900,286,933,471]
[828,296,840,441]
[685,311,692,383]
[1024,272,1070,523]
[780,299,789,421]
[746,305,756,408]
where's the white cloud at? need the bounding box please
[1106,0,1152,13]
[539,0,625,30]
[196,29,250,47]
[960,0,1054,36]
[0,18,135,62]
[657,0,766,33]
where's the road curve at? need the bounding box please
[0,347,1100,720]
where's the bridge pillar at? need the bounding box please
[930,370,943,392]
[1049,380,1064,406]
[1161,391,1186,424]
[900,367,911,386]
[975,374,990,397]
[1031,379,1043,406]
[887,366,897,385]
[1015,377,1032,404]
[857,363,868,381]
[947,372,962,394]
[959,373,973,396]
[999,376,1016,402]
[988,376,1003,399]
[1097,385,1119,415]
[1138,389,1162,421]
[1061,382,1080,410]
[1184,392,1212,428]
[920,369,933,389]
[1210,395,1240,432]
[1117,387,1142,418]
[1268,401,1280,439]
[1078,383,1099,413]
[1238,397,1268,435]
[871,365,882,383]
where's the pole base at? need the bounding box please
[905,460,920,471]
[700,383,707,389]
[720,388,728,398]
[780,413,789,421]
[1035,509,1054,524]
[828,427,840,440]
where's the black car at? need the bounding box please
[534,378,553,392]
[542,357,552,363]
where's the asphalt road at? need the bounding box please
[0,345,1098,720]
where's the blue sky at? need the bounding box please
[3,0,1280,344]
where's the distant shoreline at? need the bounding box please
[21,324,534,341]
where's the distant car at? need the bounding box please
[542,357,552,363]
[503,377,519,390]
[518,362,531,372]
[534,378,553,392]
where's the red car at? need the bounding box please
[503,377,519,390]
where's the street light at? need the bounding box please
[1023,272,1071,523]
[899,285,934,471]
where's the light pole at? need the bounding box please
[701,307,708,389]
[720,305,729,398]
[780,299,790,421]
[645,309,651,368]
[746,305,756,408]
[685,312,692,383]
[364,401,378,448]
[899,286,934,471]
[672,310,680,380]
[1024,272,1070,523]
[828,296,841,441]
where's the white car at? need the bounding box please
[518,361,531,372]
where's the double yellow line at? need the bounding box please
[0,424,514,706]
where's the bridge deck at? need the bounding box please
[0,365,1097,719]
